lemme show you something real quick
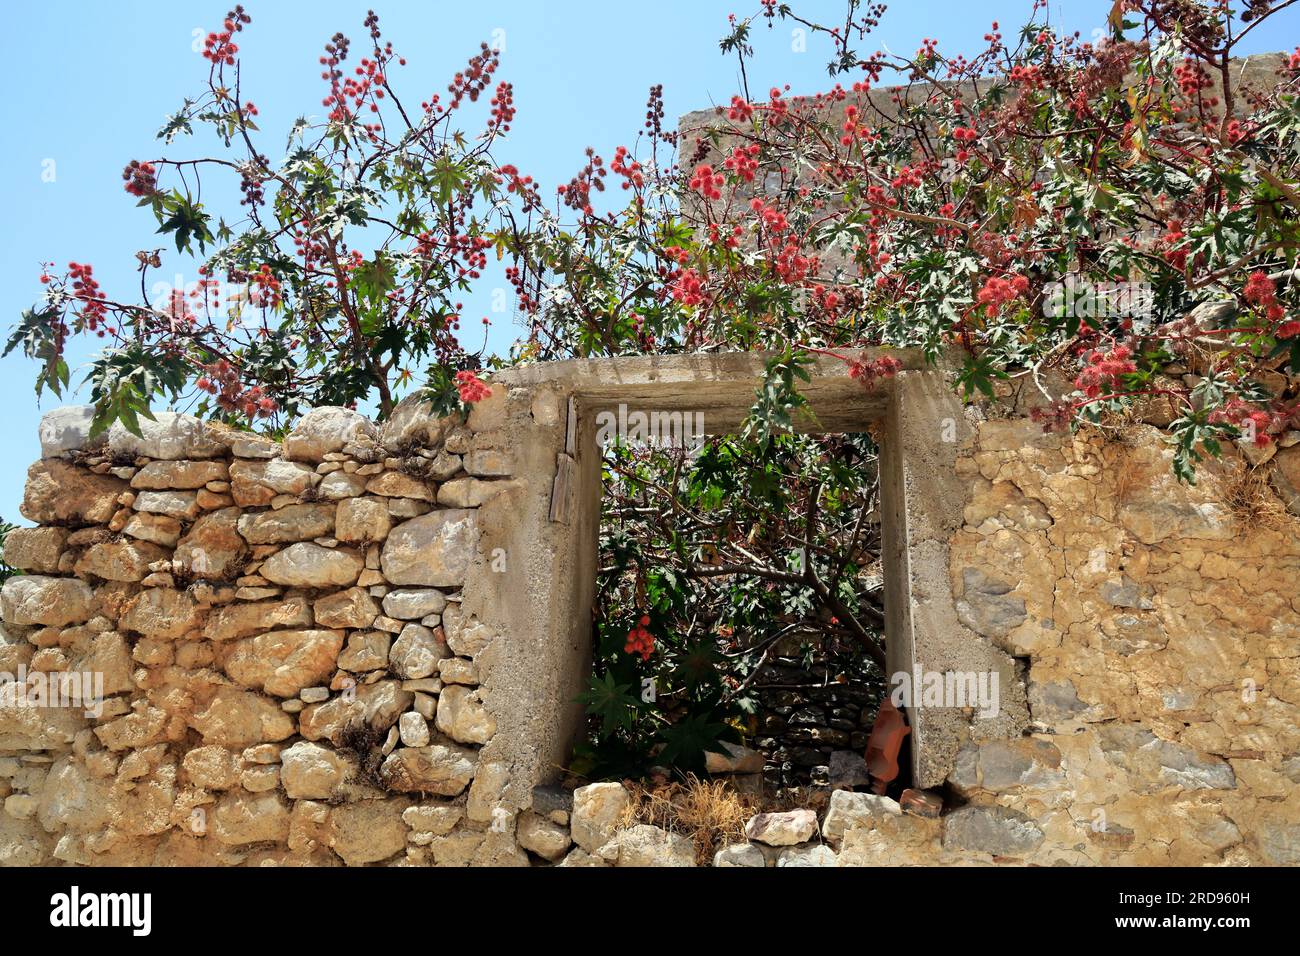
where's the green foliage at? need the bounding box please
[0,519,18,586]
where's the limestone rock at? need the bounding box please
[314,588,379,629]
[389,623,450,680]
[2,527,68,573]
[74,539,170,582]
[260,543,362,588]
[225,629,344,697]
[173,507,248,579]
[434,684,496,745]
[182,745,240,790]
[380,743,477,796]
[777,845,837,867]
[122,512,182,548]
[942,805,1044,856]
[365,472,434,501]
[380,509,479,587]
[614,824,696,867]
[212,790,290,845]
[327,799,409,865]
[704,741,765,774]
[571,782,630,853]
[119,588,202,639]
[132,490,199,520]
[517,811,572,861]
[131,460,228,490]
[203,596,311,641]
[335,497,391,543]
[108,412,227,460]
[382,588,448,620]
[1,576,94,627]
[745,809,818,846]
[21,459,124,525]
[821,790,902,846]
[713,843,767,867]
[237,504,335,544]
[228,459,318,507]
[37,405,99,458]
[0,681,87,749]
[284,407,377,462]
[280,741,352,799]
[298,681,411,744]
[337,631,391,672]
[190,687,296,747]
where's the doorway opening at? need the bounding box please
[569,425,896,802]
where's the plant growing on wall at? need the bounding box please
[513,0,1300,481]
[7,6,523,437]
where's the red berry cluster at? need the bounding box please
[196,359,278,419]
[624,615,654,661]
[976,274,1030,317]
[724,144,760,182]
[558,148,606,217]
[689,163,724,200]
[454,370,492,404]
[488,82,515,133]
[122,160,158,198]
[847,354,903,389]
[611,146,644,190]
[249,264,282,309]
[203,7,249,65]
[68,262,107,331]
[1074,344,1136,399]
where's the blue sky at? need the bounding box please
[2,0,1297,521]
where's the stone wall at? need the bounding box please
[0,384,584,866]
[2,357,1297,866]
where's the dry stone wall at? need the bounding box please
[0,386,575,866]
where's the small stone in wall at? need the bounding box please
[336,496,391,543]
[703,741,765,774]
[821,790,901,846]
[380,509,480,587]
[434,684,496,745]
[280,741,352,800]
[398,712,430,747]
[260,543,363,588]
[381,587,448,620]
[313,588,379,630]
[203,595,311,642]
[2,527,68,573]
[613,825,696,867]
[517,811,572,862]
[237,504,336,544]
[21,459,124,525]
[941,805,1044,857]
[776,845,837,867]
[174,507,248,579]
[224,629,345,698]
[131,459,228,490]
[388,623,450,680]
[133,490,201,521]
[570,782,631,854]
[283,407,377,462]
[380,743,477,796]
[713,843,766,867]
[745,808,818,847]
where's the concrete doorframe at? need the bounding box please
[492,350,1027,791]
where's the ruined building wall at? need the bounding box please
[1,363,1297,866]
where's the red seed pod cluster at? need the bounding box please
[122,160,158,198]
[976,274,1030,317]
[1074,344,1136,399]
[454,370,492,403]
[196,358,278,420]
[624,615,655,661]
[203,6,250,65]
[68,262,107,332]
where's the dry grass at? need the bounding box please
[1212,463,1292,531]
[617,774,758,864]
